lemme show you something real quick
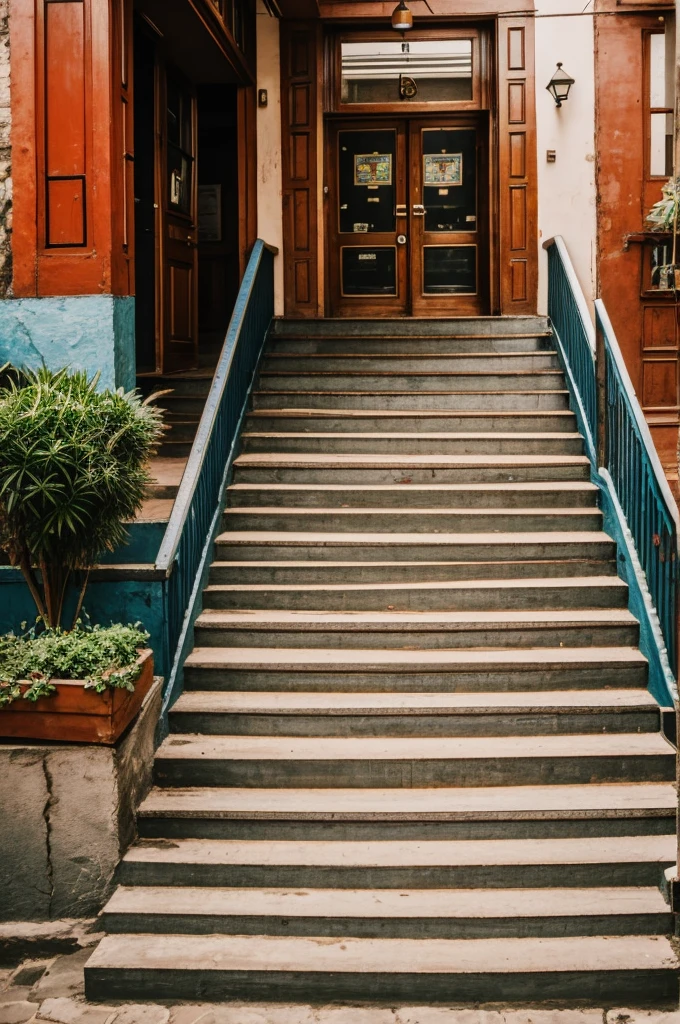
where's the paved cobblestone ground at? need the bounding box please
[1,949,679,1024]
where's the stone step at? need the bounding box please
[137,374,212,397]
[266,336,553,355]
[226,480,599,510]
[193,606,639,650]
[214,530,615,564]
[101,884,672,939]
[162,417,200,443]
[269,318,551,338]
[168,688,658,737]
[153,731,673,789]
[83,932,679,1004]
[153,394,207,417]
[135,783,674,842]
[221,507,602,535]
[244,409,578,433]
[157,439,193,459]
[120,833,676,888]
[257,372,566,394]
[207,558,618,585]
[239,432,585,456]
[260,353,562,373]
[147,456,186,500]
[202,576,626,612]
[252,390,572,411]
[183,645,647,693]
[232,453,592,484]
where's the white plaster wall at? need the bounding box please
[535,0,597,313]
[256,4,284,315]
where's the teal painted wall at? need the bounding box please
[0,569,169,679]
[0,295,136,390]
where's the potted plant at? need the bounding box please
[646,177,680,290]
[0,366,164,744]
[0,621,155,743]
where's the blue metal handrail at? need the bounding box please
[546,238,597,462]
[545,236,678,704]
[596,300,679,679]
[156,239,276,714]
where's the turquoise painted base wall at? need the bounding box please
[0,569,168,679]
[0,522,169,677]
[0,295,136,391]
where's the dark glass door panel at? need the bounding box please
[423,245,476,294]
[421,127,476,233]
[338,130,396,234]
[410,118,484,315]
[342,246,397,295]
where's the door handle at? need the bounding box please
[412,204,425,216]
[397,234,407,245]
[395,204,407,217]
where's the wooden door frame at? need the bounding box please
[324,110,494,317]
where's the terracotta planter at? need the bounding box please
[0,649,154,745]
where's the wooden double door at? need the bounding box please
[327,116,487,317]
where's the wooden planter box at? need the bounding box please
[0,649,154,745]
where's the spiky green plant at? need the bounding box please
[646,177,680,232]
[0,367,164,629]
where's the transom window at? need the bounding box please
[341,40,473,104]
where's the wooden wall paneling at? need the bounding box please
[280,20,319,317]
[237,85,258,275]
[21,0,116,297]
[111,0,135,296]
[497,15,537,313]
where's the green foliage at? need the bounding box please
[0,621,150,706]
[646,178,680,232]
[0,366,164,628]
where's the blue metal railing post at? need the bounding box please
[544,236,678,705]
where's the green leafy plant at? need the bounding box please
[0,367,164,629]
[646,177,680,232]
[0,621,150,707]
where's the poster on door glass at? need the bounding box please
[424,154,463,186]
[354,154,392,185]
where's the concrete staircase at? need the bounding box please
[86,317,678,1005]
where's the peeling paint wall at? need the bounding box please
[0,295,136,390]
[0,0,11,299]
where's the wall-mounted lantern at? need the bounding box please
[546,63,575,107]
[391,0,414,34]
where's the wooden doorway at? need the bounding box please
[132,14,248,376]
[326,114,488,317]
[162,72,199,373]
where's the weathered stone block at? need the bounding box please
[0,680,161,922]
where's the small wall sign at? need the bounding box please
[198,184,222,242]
